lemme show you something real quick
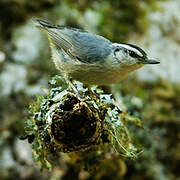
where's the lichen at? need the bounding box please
[23,75,143,169]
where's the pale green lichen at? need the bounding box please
[24,75,143,169]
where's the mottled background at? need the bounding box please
[0,0,179,180]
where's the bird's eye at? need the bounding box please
[129,51,140,58]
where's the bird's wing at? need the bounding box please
[36,20,112,64]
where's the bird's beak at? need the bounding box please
[141,58,160,64]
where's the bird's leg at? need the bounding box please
[66,76,84,100]
[68,77,78,93]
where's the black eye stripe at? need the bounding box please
[129,50,141,58]
[114,47,144,58]
[124,43,147,57]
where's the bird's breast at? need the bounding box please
[51,46,144,85]
[65,64,138,85]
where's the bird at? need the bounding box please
[35,19,160,86]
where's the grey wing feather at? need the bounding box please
[37,20,112,63]
[70,32,112,63]
[47,29,72,51]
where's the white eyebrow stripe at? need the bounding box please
[113,43,143,57]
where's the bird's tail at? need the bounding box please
[36,19,55,28]
[34,19,66,30]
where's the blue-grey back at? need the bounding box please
[37,20,113,64]
[70,31,112,63]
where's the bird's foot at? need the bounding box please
[67,77,85,101]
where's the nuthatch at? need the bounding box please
[36,20,160,85]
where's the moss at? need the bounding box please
[114,77,180,180]
[23,75,143,170]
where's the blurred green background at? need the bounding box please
[0,0,179,179]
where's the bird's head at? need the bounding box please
[112,43,160,67]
